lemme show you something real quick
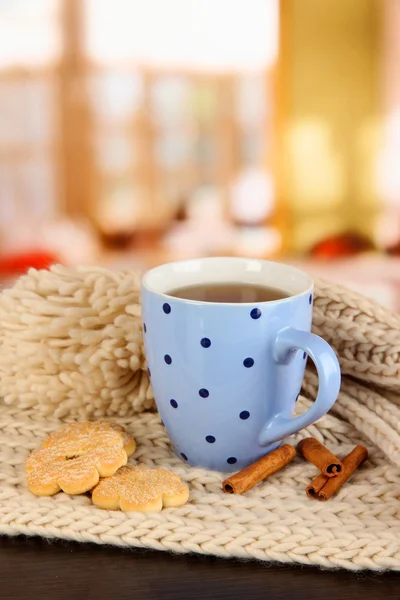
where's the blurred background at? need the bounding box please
[0,0,399,309]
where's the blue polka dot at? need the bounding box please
[143,323,147,333]
[201,338,211,348]
[303,352,307,360]
[164,354,172,365]
[199,388,209,398]
[243,357,254,368]
[205,435,216,443]
[240,411,250,420]
[227,457,237,465]
[170,399,178,408]
[147,367,151,378]
[309,294,313,305]
[250,308,262,319]
[163,303,171,314]
[181,453,188,461]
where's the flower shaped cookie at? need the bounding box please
[26,421,136,496]
[92,465,189,512]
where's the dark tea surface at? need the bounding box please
[167,282,290,303]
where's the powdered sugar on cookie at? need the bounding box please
[26,421,136,496]
[92,465,189,512]
[41,420,136,457]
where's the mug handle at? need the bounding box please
[259,327,341,446]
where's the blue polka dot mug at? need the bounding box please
[141,257,341,472]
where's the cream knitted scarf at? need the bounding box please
[0,265,399,571]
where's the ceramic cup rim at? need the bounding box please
[141,257,314,307]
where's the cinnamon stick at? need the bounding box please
[306,472,329,499]
[297,437,343,477]
[306,445,368,501]
[222,444,296,494]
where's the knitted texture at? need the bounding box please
[0,266,400,571]
[313,278,400,390]
[1,399,400,571]
[0,265,154,418]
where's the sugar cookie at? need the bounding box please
[41,420,136,457]
[103,421,136,457]
[91,465,189,512]
[26,421,136,496]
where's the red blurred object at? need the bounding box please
[0,251,60,276]
[387,241,400,256]
[310,233,375,258]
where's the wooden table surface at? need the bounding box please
[1,536,399,600]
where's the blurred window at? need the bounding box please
[82,0,278,232]
[0,0,62,69]
[0,1,61,229]
[0,0,278,241]
[84,0,278,71]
